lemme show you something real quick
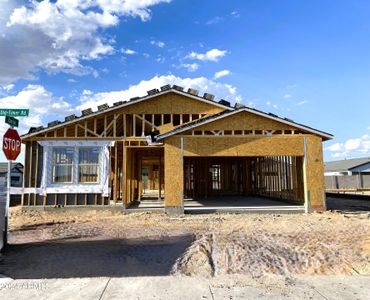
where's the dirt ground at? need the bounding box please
[1,199,369,280]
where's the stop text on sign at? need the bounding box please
[3,137,21,152]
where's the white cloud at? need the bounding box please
[186,49,227,62]
[143,53,150,58]
[179,63,199,72]
[0,0,171,85]
[283,93,291,99]
[0,84,73,137]
[3,84,15,92]
[296,100,308,106]
[214,69,231,79]
[156,56,166,63]
[121,48,137,55]
[76,74,242,111]
[206,16,223,25]
[150,40,165,48]
[325,134,370,158]
[67,78,77,83]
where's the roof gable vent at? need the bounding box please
[98,103,109,111]
[147,88,159,95]
[172,85,184,92]
[187,88,199,96]
[130,96,140,101]
[203,93,215,101]
[65,114,76,122]
[81,108,93,116]
[218,99,230,107]
[160,84,171,91]
[113,101,124,106]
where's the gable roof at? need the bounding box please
[325,157,370,172]
[21,86,234,139]
[155,107,333,141]
[0,163,23,174]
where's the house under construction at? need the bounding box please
[19,85,333,214]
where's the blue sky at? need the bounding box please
[1,0,370,162]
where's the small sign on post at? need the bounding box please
[5,116,19,128]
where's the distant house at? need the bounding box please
[324,157,370,176]
[0,163,23,187]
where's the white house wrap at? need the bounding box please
[38,140,114,196]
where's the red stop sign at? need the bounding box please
[3,128,22,161]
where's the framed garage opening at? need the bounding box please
[184,156,304,207]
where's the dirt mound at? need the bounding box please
[172,235,215,277]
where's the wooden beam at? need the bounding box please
[123,114,126,137]
[21,143,28,206]
[114,143,118,203]
[28,142,33,206]
[33,143,39,205]
[77,124,99,137]
[113,114,117,138]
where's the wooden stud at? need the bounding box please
[114,143,118,203]
[84,194,88,205]
[113,114,117,138]
[21,143,28,206]
[33,143,39,205]
[142,114,145,137]
[64,194,67,206]
[28,142,33,206]
[123,114,126,137]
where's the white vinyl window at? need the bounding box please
[51,146,100,185]
[78,147,100,183]
[52,147,74,183]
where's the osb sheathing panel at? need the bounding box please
[118,93,224,115]
[183,110,298,132]
[164,137,183,207]
[180,136,305,157]
[306,135,325,211]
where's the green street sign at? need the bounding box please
[0,108,29,117]
[5,116,19,127]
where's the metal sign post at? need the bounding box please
[3,160,11,246]
[1,109,25,248]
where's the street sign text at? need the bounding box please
[0,109,29,117]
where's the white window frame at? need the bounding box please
[51,147,75,184]
[77,147,101,184]
[38,140,113,196]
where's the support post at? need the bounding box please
[303,137,309,213]
[3,160,11,246]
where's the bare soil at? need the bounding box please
[1,206,370,279]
